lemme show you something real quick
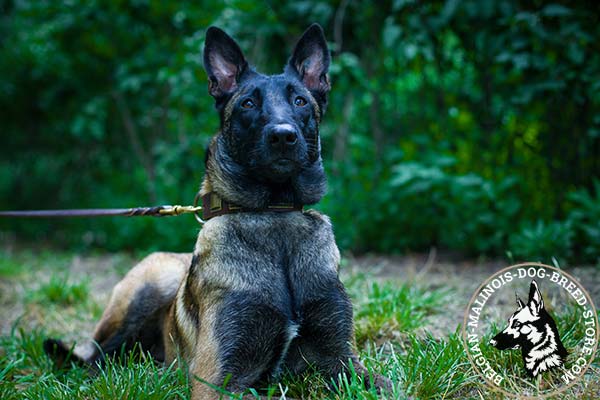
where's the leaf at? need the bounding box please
[541,4,572,17]
[383,17,402,49]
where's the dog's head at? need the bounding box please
[489,280,545,351]
[201,24,330,208]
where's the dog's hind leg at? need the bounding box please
[44,252,191,368]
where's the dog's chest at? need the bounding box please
[189,210,343,378]
[194,210,340,309]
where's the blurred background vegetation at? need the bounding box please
[1,0,599,264]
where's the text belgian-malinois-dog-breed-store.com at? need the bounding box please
[44,24,394,398]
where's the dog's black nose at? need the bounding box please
[267,124,298,149]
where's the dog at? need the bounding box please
[44,24,393,399]
[489,280,568,377]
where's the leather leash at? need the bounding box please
[0,192,303,226]
[0,204,205,224]
[0,193,206,225]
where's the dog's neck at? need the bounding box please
[200,137,327,209]
[521,312,567,376]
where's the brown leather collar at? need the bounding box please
[201,192,303,221]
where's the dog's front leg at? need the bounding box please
[283,282,393,395]
[283,213,393,395]
[186,291,293,400]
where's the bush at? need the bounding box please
[324,153,521,256]
[567,181,600,264]
[1,1,599,264]
[508,220,574,264]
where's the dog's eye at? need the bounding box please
[241,99,255,109]
[512,321,521,329]
[294,96,307,107]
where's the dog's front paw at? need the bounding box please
[369,373,393,393]
[369,374,413,399]
[44,338,74,369]
[43,338,98,372]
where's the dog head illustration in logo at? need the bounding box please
[489,280,568,377]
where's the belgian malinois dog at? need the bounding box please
[44,24,392,398]
[489,280,568,377]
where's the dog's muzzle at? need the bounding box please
[266,123,299,152]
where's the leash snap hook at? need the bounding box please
[193,192,205,225]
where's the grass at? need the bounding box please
[351,278,448,346]
[399,330,477,398]
[0,328,190,399]
[26,274,90,306]
[0,248,598,399]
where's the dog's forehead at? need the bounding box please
[250,73,301,91]
[513,306,536,322]
[267,73,302,87]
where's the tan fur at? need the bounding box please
[188,307,221,398]
[308,92,321,123]
[159,220,238,398]
[61,253,191,364]
[222,90,244,132]
[92,252,190,344]
[172,288,198,356]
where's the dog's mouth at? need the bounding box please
[273,158,294,167]
[248,149,307,183]
[249,157,300,183]
[268,158,299,178]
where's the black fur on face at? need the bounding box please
[202,24,330,208]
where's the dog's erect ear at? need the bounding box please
[527,280,544,316]
[203,27,249,98]
[286,23,331,94]
[515,292,525,310]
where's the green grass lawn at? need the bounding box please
[0,249,598,399]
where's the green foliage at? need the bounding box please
[567,180,600,264]
[1,1,599,262]
[508,220,574,264]
[328,153,521,254]
[0,257,25,278]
